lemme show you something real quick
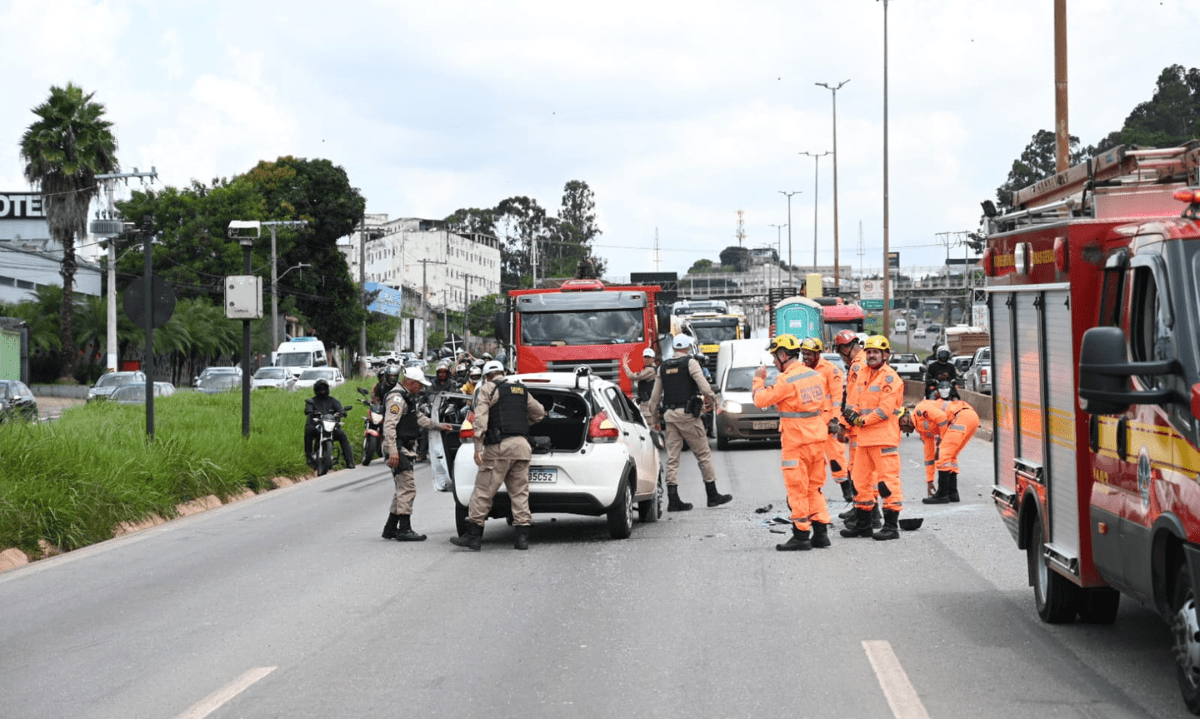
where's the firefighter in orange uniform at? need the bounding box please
[833,330,878,528]
[799,337,849,494]
[928,380,979,504]
[901,385,950,495]
[840,335,907,541]
[752,334,833,550]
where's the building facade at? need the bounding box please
[0,191,101,305]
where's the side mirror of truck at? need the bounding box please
[493,311,509,343]
[1078,326,1178,415]
[656,304,670,332]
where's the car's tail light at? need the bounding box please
[588,410,620,443]
[460,412,475,440]
[981,368,989,383]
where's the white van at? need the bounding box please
[714,339,780,449]
[894,318,907,335]
[274,337,328,373]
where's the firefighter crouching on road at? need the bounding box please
[450,360,546,551]
[901,385,949,495]
[649,333,732,511]
[840,335,907,541]
[800,338,849,496]
[382,367,454,542]
[622,346,659,420]
[753,334,833,551]
[928,380,979,504]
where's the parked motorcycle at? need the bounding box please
[357,387,384,466]
[310,409,351,476]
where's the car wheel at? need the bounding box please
[638,464,664,523]
[607,471,634,539]
[1029,514,1077,623]
[1172,563,1200,714]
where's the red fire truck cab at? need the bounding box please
[984,142,1200,713]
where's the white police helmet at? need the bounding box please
[482,360,504,376]
[642,347,656,358]
[402,366,430,387]
[672,333,692,350]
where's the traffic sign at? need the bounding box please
[123,274,176,328]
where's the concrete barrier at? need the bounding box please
[32,384,89,399]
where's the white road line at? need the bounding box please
[178,666,276,719]
[862,640,930,719]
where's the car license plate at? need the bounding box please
[529,467,557,483]
[752,420,777,430]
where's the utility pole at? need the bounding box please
[418,258,446,364]
[262,220,307,356]
[768,223,786,290]
[879,0,892,334]
[93,169,158,372]
[816,80,850,291]
[358,214,367,373]
[800,151,831,270]
[1054,0,1069,172]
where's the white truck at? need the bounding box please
[274,337,328,374]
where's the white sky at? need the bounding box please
[2,0,1196,281]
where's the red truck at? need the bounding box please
[982,142,1200,712]
[496,278,669,397]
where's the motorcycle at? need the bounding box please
[357,387,384,466]
[310,408,351,476]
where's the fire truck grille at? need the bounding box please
[546,359,621,383]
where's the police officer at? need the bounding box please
[382,367,454,542]
[649,333,732,511]
[800,337,849,496]
[451,360,546,551]
[924,348,958,390]
[622,346,659,419]
[304,379,354,470]
[840,335,906,541]
[753,334,832,550]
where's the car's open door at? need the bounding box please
[428,391,472,491]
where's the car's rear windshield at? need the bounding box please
[255,368,287,378]
[98,373,137,387]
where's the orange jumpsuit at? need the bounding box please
[753,360,830,532]
[936,399,980,474]
[813,356,847,482]
[911,398,949,486]
[847,362,905,513]
[841,348,867,479]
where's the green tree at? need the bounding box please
[548,180,607,277]
[494,196,550,289]
[20,83,119,379]
[1120,64,1200,147]
[467,294,503,336]
[994,129,1090,210]
[443,207,497,236]
[688,258,714,273]
[719,246,751,273]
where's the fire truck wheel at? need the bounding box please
[1171,564,1200,714]
[1076,587,1120,624]
[1029,515,1078,624]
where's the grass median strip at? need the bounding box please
[0,383,364,558]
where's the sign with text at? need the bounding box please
[0,193,44,220]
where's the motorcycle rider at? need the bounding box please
[450,360,546,551]
[430,360,458,393]
[370,364,400,405]
[924,348,958,391]
[382,366,454,542]
[304,379,354,470]
[649,333,732,511]
[461,365,483,396]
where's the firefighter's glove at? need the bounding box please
[853,415,866,428]
[828,418,842,436]
[842,408,860,426]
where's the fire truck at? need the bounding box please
[496,278,669,397]
[982,142,1200,712]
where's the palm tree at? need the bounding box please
[20,83,119,380]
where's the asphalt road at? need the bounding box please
[0,432,1187,718]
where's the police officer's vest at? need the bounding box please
[489,380,531,442]
[659,355,697,408]
[636,372,654,403]
[393,390,421,442]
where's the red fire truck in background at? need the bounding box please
[983,142,1200,712]
[496,278,670,397]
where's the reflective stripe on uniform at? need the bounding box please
[780,410,822,418]
[880,446,900,455]
[950,424,966,432]
[781,459,799,467]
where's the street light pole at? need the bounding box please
[816,80,850,291]
[778,190,802,289]
[799,151,831,272]
[768,223,786,290]
[879,0,892,334]
[262,220,307,356]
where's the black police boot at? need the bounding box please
[667,484,693,512]
[381,512,400,540]
[839,478,855,503]
[514,525,530,550]
[705,481,733,507]
[776,526,813,551]
[811,521,832,548]
[948,472,960,503]
[873,509,900,541]
[394,514,427,542]
[450,522,483,551]
[840,507,875,538]
[923,471,951,505]
[871,505,883,529]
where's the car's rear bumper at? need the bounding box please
[453,443,630,513]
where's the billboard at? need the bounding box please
[365,282,405,317]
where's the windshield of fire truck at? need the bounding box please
[520,309,645,346]
[691,321,739,345]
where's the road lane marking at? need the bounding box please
[178,666,276,719]
[862,640,929,719]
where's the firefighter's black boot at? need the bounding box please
[667,484,693,512]
[873,509,900,541]
[840,507,875,538]
[948,472,960,503]
[871,504,883,529]
[450,522,483,551]
[513,525,530,550]
[776,526,812,551]
[394,514,427,542]
[705,481,732,507]
[923,471,951,505]
[381,512,400,540]
[839,478,855,503]
[811,521,832,548]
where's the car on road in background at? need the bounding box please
[253,366,297,391]
[913,327,926,338]
[193,366,241,387]
[0,379,37,421]
[195,373,252,395]
[890,353,924,381]
[87,371,146,401]
[109,382,176,405]
[964,346,991,395]
[294,367,345,391]
[952,355,973,375]
[430,370,664,540]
